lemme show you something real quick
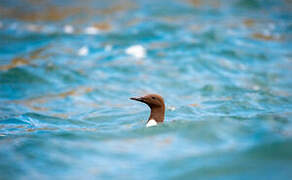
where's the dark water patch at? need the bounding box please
[166,140,292,180]
[0,67,48,83]
[0,117,31,125]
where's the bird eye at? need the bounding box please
[152,97,156,100]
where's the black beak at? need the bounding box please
[130,97,145,102]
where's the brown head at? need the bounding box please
[130,94,165,123]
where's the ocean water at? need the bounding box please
[0,0,292,179]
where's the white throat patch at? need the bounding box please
[146,119,158,127]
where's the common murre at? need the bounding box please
[130,94,165,127]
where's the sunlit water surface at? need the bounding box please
[0,0,292,179]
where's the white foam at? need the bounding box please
[78,46,89,56]
[64,25,74,34]
[84,26,100,35]
[125,45,146,58]
[167,106,176,111]
[27,24,39,32]
[252,85,260,91]
[105,45,112,52]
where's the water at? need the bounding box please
[0,0,292,179]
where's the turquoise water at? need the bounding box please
[0,0,292,179]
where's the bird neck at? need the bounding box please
[148,106,165,123]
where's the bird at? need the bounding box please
[130,94,165,127]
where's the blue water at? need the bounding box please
[0,0,292,179]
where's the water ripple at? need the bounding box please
[1,0,292,179]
